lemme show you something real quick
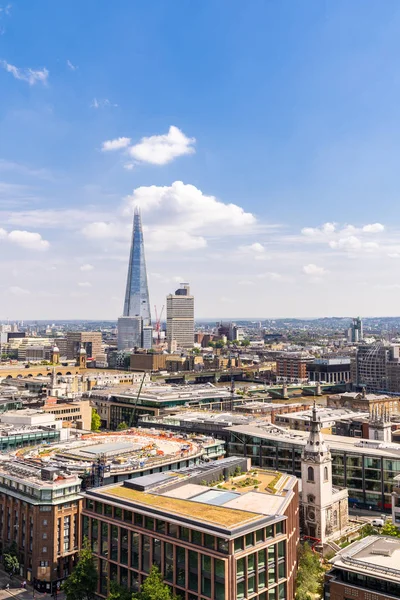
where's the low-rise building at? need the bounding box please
[42,399,92,430]
[275,407,369,434]
[82,457,299,600]
[275,352,312,383]
[325,536,400,600]
[307,358,351,384]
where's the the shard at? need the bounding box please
[118,208,151,351]
[123,208,151,324]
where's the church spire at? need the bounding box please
[303,400,330,460]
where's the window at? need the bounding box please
[42,533,47,539]
[324,466,328,481]
[42,520,47,526]
[308,494,315,504]
[42,546,47,553]
[308,466,314,482]
[333,510,338,527]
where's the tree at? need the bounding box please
[3,543,19,578]
[295,543,324,600]
[134,565,175,600]
[381,522,400,538]
[62,538,98,600]
[108,581,133,600]
[91,409,101,431]
[117,421,129,431]
[241,339,250,347]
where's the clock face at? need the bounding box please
[308,510,315,521]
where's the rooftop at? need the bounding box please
[332,536,400,583]
[86,458,296,535]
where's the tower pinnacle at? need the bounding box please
[123,208,151,325]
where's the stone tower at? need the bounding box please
[301,401,333,542]
[76,345,87,368]
[369,404,392,443]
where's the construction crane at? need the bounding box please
[128,371,147,428]
[154,304,165,345]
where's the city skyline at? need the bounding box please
[2,2,400,319]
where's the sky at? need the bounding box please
[1,1,400,320]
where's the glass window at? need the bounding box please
[142,535,151,573]
[177,547,185,587]
[180,527,189,541]
[217,538,229,554]
[278,562,285,580]
[202,575,211,598]
[278,583,285,600]
[156,520,165,534]
[276,521,284,535]
[101,522,108,557]
[202,554,212,575]
[105,504,112,517]
[237,581,245,600]
[258,549,266,568]
[86,499,94,511]
[215,558,225,579]
[248,553,255,573]
[123,510,132,523]
[266,525,273,538]
[269,587,277,600]
[189,550,198,592]
[245,533,253,547]
[169,523,179,538]
[110,525,118,561]
[145,516,154,531]
[134,513,143,527]
[256,528,264,544]
[204,534,215,549]
[114,507,122,520]
[120,528,128,565]
[192,530,202,545]
[164,542,173,583]
[237,558,245,578]
[131,532,139,569]
[234,537,244,552]
[259,570,266,589]
[277,541,285,559]
[247,575,255,595]
[95,502,102,514]
[91,519,98,554]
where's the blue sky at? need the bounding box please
[1,1,400,319]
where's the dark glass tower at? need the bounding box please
[123,208,151,325]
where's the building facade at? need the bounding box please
[166,283,194,350]
[82,457,299,600]
[275,353,312,383]
[0,463,82,594]
[307,358,351,384]
[66,332,102,361]
[117,316,143,351]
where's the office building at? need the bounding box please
[66,332,102,361]
[391,474,400,525]
[325,536,400,600]
[166,283,194,350]
[307,358,351,384]
[0,462,82,594]
[346,317,363,343]
[82,457,299,599]
[226,421,400,512]
[117,316,142,351]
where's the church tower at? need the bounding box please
[301,401,333,542]
[76,344,87,368]
[369,404,392,443]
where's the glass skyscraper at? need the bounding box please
[118,209,151,351]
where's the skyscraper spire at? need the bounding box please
[303,400,330,459]
[123,208,151,325]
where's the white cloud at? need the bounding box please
[257,272,285,281]
[303,264,326,276]
[146,227,206,251]
[329,237,379,252]
[362,223,384,233]
[80,264,94,272]
[90,98,118,109]
[2,230,50,251]
[81,222,124,239]
[78,282,92,288]
[127,126,195,165]
[238,279,255,286]
[238,242,269,260]
[102,137,131,152]
[125,181,255,232]
[8,286,30,296]
[66,59,77,71]
[1,60,48,85]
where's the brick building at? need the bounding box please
[82,457,299,600]
[0,463,82,594]
[275,353,312,383]
[66,332,102,361]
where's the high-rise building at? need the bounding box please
[118,209,152,350]
[166,283,194,350]
[347,317,363,343]
[66,332,102,361]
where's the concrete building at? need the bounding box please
[346,317,363,343]
[66,332,102,361]
[307,358,351,383]
[301,403,348,544]
[42,399,92,430]
[274,407,369,434]
[87,383,234,429]
[166,283,194,350]
[275,352,312,383]
[82,457,299,600]
[327,390,400,414]
[0,462,82,594]
[391,473,400,525]
[325,536,400,600]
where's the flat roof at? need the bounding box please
[332,536,400,583]
[101,485,262,529]
[227,423,400,458]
